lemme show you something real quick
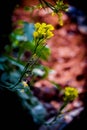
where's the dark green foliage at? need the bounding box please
[0,56,47,124]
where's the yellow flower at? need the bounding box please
[47,30,54,38]
[47,25,54,30]
[59,19,63,26]
[35,23,41,29]
[22,81,28,87]
[41,23,46,28]
[63,86,78,102]
[38,27,45,34]
[33,31,39,38]
[20,89,24,93]
[58,12,63,26]
[51,12,56,16]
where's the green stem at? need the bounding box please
[9,61,30,89]
[46,101,68,125]
[9,42,47,90]
[9,53,37,89]
[17,42,24,61]
[39,0,54,10]
[33,40,39,54]
[59,101,68,113]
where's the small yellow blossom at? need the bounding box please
[59,19,63,26]
[20,89,24,93]
[33,31,38,38]
[65,8,69,12]
[51,12,56,16]
[35,23,41,29]
[41,23,46,27]
[63,86,78,102]
[58,12,63,26]
[22,81,28,87]
[47,25,54,30]
[46,30,54,38]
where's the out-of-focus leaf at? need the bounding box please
[1,73,9,82]
[24,6,30,11]
[16,87,47,124]
[36,45,51,60]
[0,56,7,62]
[0,64,4,71]
[9,71,21,83]
[24,41,35,53]
[31,104,47,123]
[6,56,24,71]
[50,81,62,90]
[24,22,35,42]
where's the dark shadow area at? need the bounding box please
[0,0,21,54]
[67,0,87,15]
[0,0,40,129]
[0,86,40,130]
[63,92,87,130]
[0,0,87,130]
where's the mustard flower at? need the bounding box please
[22,81,28,87]
[46,30,54,39]
[33,31,38,38]
[46,24,54,31]
[51,0,68,26]
[20,89,25,93]
[34,22,41,29]
[58,12,63,26]
[63,86,78,102]
[33,22,54,41]
[51,12,56,16]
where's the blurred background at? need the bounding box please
[0,0,87,130]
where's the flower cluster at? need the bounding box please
[63,86,78,102]
[53,0,68,13]
[33,22,54,43]
[51,0,68,26]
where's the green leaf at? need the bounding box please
[36,45,51,60]
[9,71,21,83]
[24,6,30,11]
[50,81,62,90]
[1,73,9,82]
[23,22,35,42]
[6,56,24,70]
[31,104,47,123]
